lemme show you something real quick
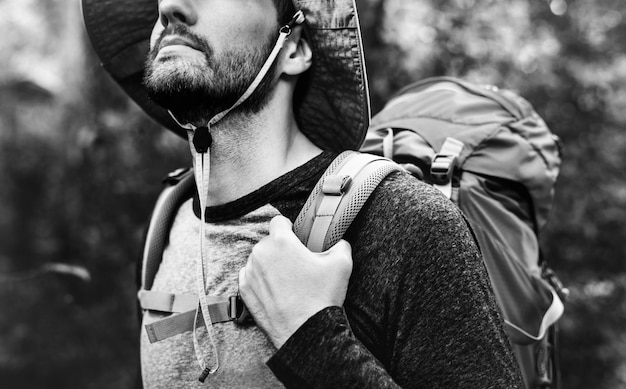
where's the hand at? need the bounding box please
[238,215,353,349]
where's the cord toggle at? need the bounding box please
[193,126,212,154]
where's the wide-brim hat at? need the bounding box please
[81,0,370,152]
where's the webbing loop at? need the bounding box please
[142,293,254,343]
[432,137,464,198]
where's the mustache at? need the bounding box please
[149,24,213,59]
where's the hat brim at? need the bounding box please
[82,0,370,151]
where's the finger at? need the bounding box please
[268,215,304,250]
[321,239,353,275]
[269,215,293,235]
[323,239,352,257]
[240,255,272,298]
[242,250,263,285]
[238,267,249,294]
[239,266,262,301]
[238,267,261,317]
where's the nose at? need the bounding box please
[158,0,198,28]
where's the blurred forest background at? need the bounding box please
[1,0,625,388]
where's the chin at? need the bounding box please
[146,57,202,92]
[144,69,213,124]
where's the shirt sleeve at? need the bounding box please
[267,306,401,388]
[267,173,524,388]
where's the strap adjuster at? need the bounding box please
[229,295,253,324]
[162,167,192,184]
[322,175,352,195]
[430,154,457,185]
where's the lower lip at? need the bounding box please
[158,45,201,55]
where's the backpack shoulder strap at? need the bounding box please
[138,155,400,343]
[141,168,195,291]
[294,151,402,252]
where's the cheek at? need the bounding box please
[150,24,164,50]
[211,4,277,50]
[224,21,277,53]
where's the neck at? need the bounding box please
[189,88,321,206]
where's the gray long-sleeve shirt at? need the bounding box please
[140,151,523,388]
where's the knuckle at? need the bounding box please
[250,239,268,260]
[238,268,249,290]
[272,231,291,247]
[335,244,353,275]
[343,258,353,275]
[338,239,352,253]
[270,215,291,230]
[269,215,284,227]
[338,256,353,274]
[326,240,352,260]
[239,285,249,300]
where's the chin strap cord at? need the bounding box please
[165,11,306,383]
[189,128,219,382]
[205,10,305,128]
[167,10,305,133]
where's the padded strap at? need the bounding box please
[293,151,354,245]
[140,290,244,343]
[296,152,402,252]
[141,170,195,290]
[138,290,201,313]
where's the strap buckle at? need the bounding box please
[229,295,253,324]
[430,154,457,185]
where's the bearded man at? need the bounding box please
[83,0,524,387]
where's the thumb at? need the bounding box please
[320,239,353,274]
[269,215,294,234]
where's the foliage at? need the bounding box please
[1,0,625,388]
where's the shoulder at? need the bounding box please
[355,171,471,242]
[373,171,452,210]
[345,170,482,279]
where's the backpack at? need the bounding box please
[361,76,567,389]
[138,76,566,389]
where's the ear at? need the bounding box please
[280,26,313,76]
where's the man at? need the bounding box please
[83,0,523,387]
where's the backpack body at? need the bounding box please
[362,76,566,389]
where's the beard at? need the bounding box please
[143,24,279,125]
